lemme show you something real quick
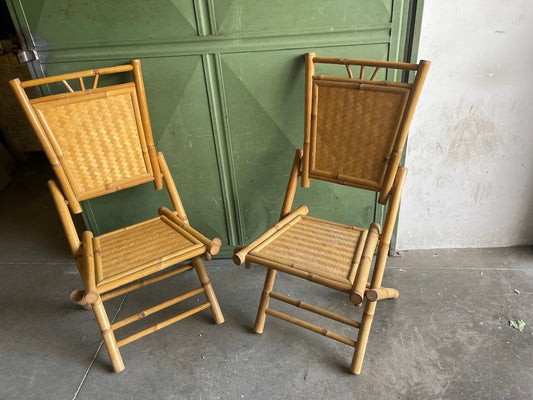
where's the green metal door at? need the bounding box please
[8,0,422,256]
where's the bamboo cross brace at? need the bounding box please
[270,291,360,328]
[100,264,193,301]
[112,287,205,330]
[116,302,211,348]
[265,308,356,347]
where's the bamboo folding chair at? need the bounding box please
[234,53,430,374]
[10,60,224,373]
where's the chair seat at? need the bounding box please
[95,216,205,290]
[249,215,368,286]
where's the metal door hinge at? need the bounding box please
[17,49,39,63]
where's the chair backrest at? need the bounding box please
[10,60,162,213]
[301,53,430,204]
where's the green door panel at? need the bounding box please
[8,0,421,254]
[25,0,198,50]
[213,0,393,35]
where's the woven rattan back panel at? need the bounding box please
[309,78,410,191]
[32,84,153,200]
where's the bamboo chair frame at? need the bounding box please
[234,53,430,374]
[10,60,224,373]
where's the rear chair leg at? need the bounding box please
[350,301,377,374]
[191,257,224,325]
[254,268,277,333]
[91,297,125,373]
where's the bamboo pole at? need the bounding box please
[350,168,407,374]
[365,287,399,302]
[112,287,205,330]
[10,78,82,213]
[61,80,74,93]
[19,64,133,88]
[371,167,407,291]
[247,254,352,293]
[80,231,97,293]
[351,302,375,374]
[157,152,188,222]
[100,264,192,301]
[270,291,360,328]
[347,229,368,283]
[301,52,315,188]
[191,257,224,324]
[91,297,125,373]
[265,308,356,347]
[254,268,277,334]
[233,205,309,265]
[117,302,211,348]
[378,60,430,204]
[350,223,380,306]
[313,56,420,71]
[248,216,301,254]
[69,289,98,310]
[92,236,103,284]
[46,180,80,255]
[279,149,303,219]
[131,59,162,190]
[159,207,221,256]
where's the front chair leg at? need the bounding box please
[350,301,377,374]
[254,268,277,333]
[191,257,224,325]
[91,297,125,373]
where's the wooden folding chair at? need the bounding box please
[234,53,430,374]
[10,60,224,373]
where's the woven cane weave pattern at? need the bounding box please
[312,83,406,187]
[251,216,364,284]
[36,91,148,197]
[98,218,198,281]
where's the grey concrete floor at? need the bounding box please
[1,154,532,400]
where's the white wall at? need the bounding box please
[397,1,533,250]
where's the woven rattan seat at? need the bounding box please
[249,216,367,286]
[96,217,205,289]
[234,53,430,375]
[11,60,224,373]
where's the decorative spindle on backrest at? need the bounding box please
[58,71,102,94]
[342,59,382,81]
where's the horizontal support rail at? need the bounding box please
[270,291,360,328]
[20,64,134,88]
[246,254,352,293]
[100,264,193,301]
[265,308,356,347]
[112,286,205,330]
[313,56,419,70]
[117,302,211,348]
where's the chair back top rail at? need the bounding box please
[19,64,134,89]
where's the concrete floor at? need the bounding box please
[1,154,532,400]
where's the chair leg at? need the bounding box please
[91,297,125,373]
[191,257,224,325]
[254,268,277,333]
[350,301,377,375]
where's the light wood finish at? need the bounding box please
[235,53,430,375]
[365,287,400,302]
[10,60,224,373]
